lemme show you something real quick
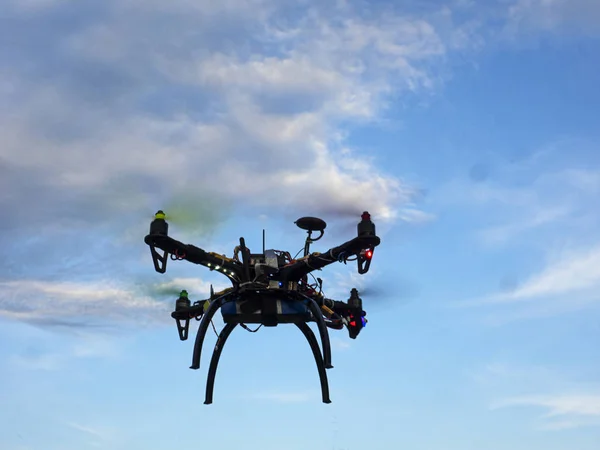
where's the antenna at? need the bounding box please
[262,229,266,254]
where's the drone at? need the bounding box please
[144,210,381,404]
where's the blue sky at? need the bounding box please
[1,0,600,449]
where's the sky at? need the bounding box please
[1,0,600,449]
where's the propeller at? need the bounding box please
[353,278,417,311]
[150,191,227,237]
[136,275,227,304]
[143,282,185,299]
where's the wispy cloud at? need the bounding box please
[331,337,351,351]
[7,330,124,371]
[505,0,600,38]
[463,246,600,306]
[65,421,106,440]
[0,278,189,329]
[473,362,600,430]
[434,138,600,250]
[492,394,600,430]
[451,246,600,326]
[477,206,572,246]
[0,0,465,329]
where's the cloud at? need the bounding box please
[7,329,124,372]
[8,0,590,330]
[1,0,462,328]
[472,362,600,430]
[492,394,600,430]
[505,0,600,38]
[445,151,600,320]
[433,138,600,253]
[331,337,351,351]
[0,278,176,329]
[1,0,445,230]
[477,206,572,246]
[65,422,106,440]
[454,243,600,322]
[494,246,600,303]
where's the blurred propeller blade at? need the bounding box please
[354,279,417,311]
[152,192,226,237]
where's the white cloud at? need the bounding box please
[459,244,600,309]
[478,207,571,245]
[505,0,600,37]
[0,279,169,327]
[492,394,600,430]
[499,246,600,302]
[433,139,600,252]
[1,0,447,238]
[7,0,587,330]
[331,337,351,350]
[8,330,124,372]
[448,158,600,318]
[473,362,600,430]
[0,272,234,333]
[65,421,107,439]
[1,0,462,329]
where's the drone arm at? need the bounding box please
[144,234,243,282]
[204,322,237,405]
[296,322,331,404]
[274,235,380,282]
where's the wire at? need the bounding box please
[309,273,318,284]
[210,319,218,337]
[308,272,325,297]
[240,323,262,332]
[273,250,293,263]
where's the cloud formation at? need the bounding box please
[464,244,600,306]
[506,0,600,37]
[2,0,447,230]
[1,0,471,328]
[492,394,600,430]
[0,277,219,329]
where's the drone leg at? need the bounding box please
[296,322,331,404]
[306,298,333,369]
[204,322,237,405]
[190,297,226,370]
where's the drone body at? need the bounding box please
[144,211,381,404]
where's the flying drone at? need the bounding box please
[144,210,381,404]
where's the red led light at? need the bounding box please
[366,249,372,259]
[350,321,356,326]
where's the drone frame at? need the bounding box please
[144,211,380,404]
